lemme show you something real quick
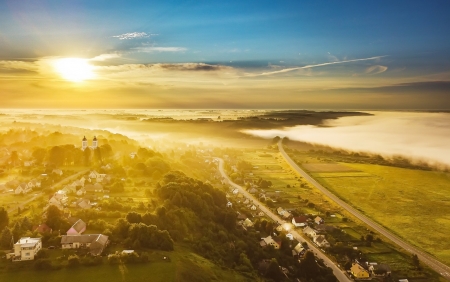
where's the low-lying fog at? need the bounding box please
[243,112,450,167]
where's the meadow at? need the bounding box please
[306,162,450,265]
[0,245,250,282]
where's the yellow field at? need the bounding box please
[310,162,450,265]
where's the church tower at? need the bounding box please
[82,136,88,151]
[92,136,98,149]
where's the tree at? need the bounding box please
[10,151,20,167]
[32,148,47,165]
[0,207,9,230]
[48,146,65,167]
[0,227,13,249]
[265,258,284,281]
[412,254,421,270]
[45,205,67,230]
[68,254,81,267]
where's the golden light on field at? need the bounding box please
[54,58,95,82]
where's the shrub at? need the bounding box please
[34,258,52,270]
[67,254,80,267]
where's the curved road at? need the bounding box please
[216,158,352,282]
[278,141,450,280]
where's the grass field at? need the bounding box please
[301,160,450,265]
[0,246,250,282]
[302,163,358,172]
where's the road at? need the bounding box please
[278,141,450,281]
[216,157,352,282]
[7,169,89,214]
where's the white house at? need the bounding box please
[243,218,254,228]
[226,201,232,208]
[250,204,257,211]
[52,169,63,176]
[292,242,305,257]
[303,226,318,238]
[8,237,42,262]
[15,183,31,194]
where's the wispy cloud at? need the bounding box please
[112,32,155,40]
[365,65,388,75]
[132,46,187,53]
[90,53,121,61]
[246,56,387,77]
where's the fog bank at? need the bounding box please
[243,112,450,167]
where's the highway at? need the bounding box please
[278,141,450,281]
[216,157,353,282]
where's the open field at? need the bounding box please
[0,246,249,282]
[287,148,450,266]
[302,163,359,173]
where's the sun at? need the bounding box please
[54,58,95,82]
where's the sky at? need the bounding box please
[0,0,449,109]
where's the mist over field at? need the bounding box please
[243,111,450,167]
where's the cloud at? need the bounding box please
[90,53,121,61]
[243,112,450,168]
[0,60,38,72]
[365,65,388,75]
[245,56,387,77]
[131,46,187,53]
[112,32,155,40]
[157,63,229,71]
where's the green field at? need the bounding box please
[0,246,250,282]
[307,162,450,265]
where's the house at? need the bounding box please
[282,211,292,219]
[260,236,280,249]
[256,210,265,217]
[237,213,247,220]
[286,233,294,240]
[67,219,87,235]
[277,207,285,216]
[34,224,52,234]
[351,263,370,279]
[48,197,65,210]
[8,237,42,262]
[292,215,309,227]
[76,187,86,196]
[314,216,324,225]
[15,183,31,194]
[250,204,257,210]
[248,188,258,194]
[303,226,318,238]
[24,160,34,167]
[243,218,254,228]
[226,201,232,208]
[61,234,109,256]
[52,169,63,176]
[72,198,91,209]
[313,235,330,248]
[232,188,239,194]
[243,199,250,205]
[292,242,306,257]
[369,264,392,277]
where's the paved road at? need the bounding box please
[216,158,352,282]
[7,169,89,214]
[278,141,450,281]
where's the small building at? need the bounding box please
[313,235,330,248]
[226,201,232,208]
[292,215,309,227]
[260,236,280,249]
[9,237,42,262]
[67,219,87,235]
[277,207,285,216]
[52,169,63,176]
[350,263,370,279]
[61,234,109,256]
[314,216,324,225]
[250,204,257,211]
[243,218,254,228]
[292,242,306,257]
[303,226,317,238]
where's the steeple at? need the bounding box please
[92,136,98,149]
[82,136,88,150]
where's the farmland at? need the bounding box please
[286,148,450,266]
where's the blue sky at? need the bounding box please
[0,0,449,108]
